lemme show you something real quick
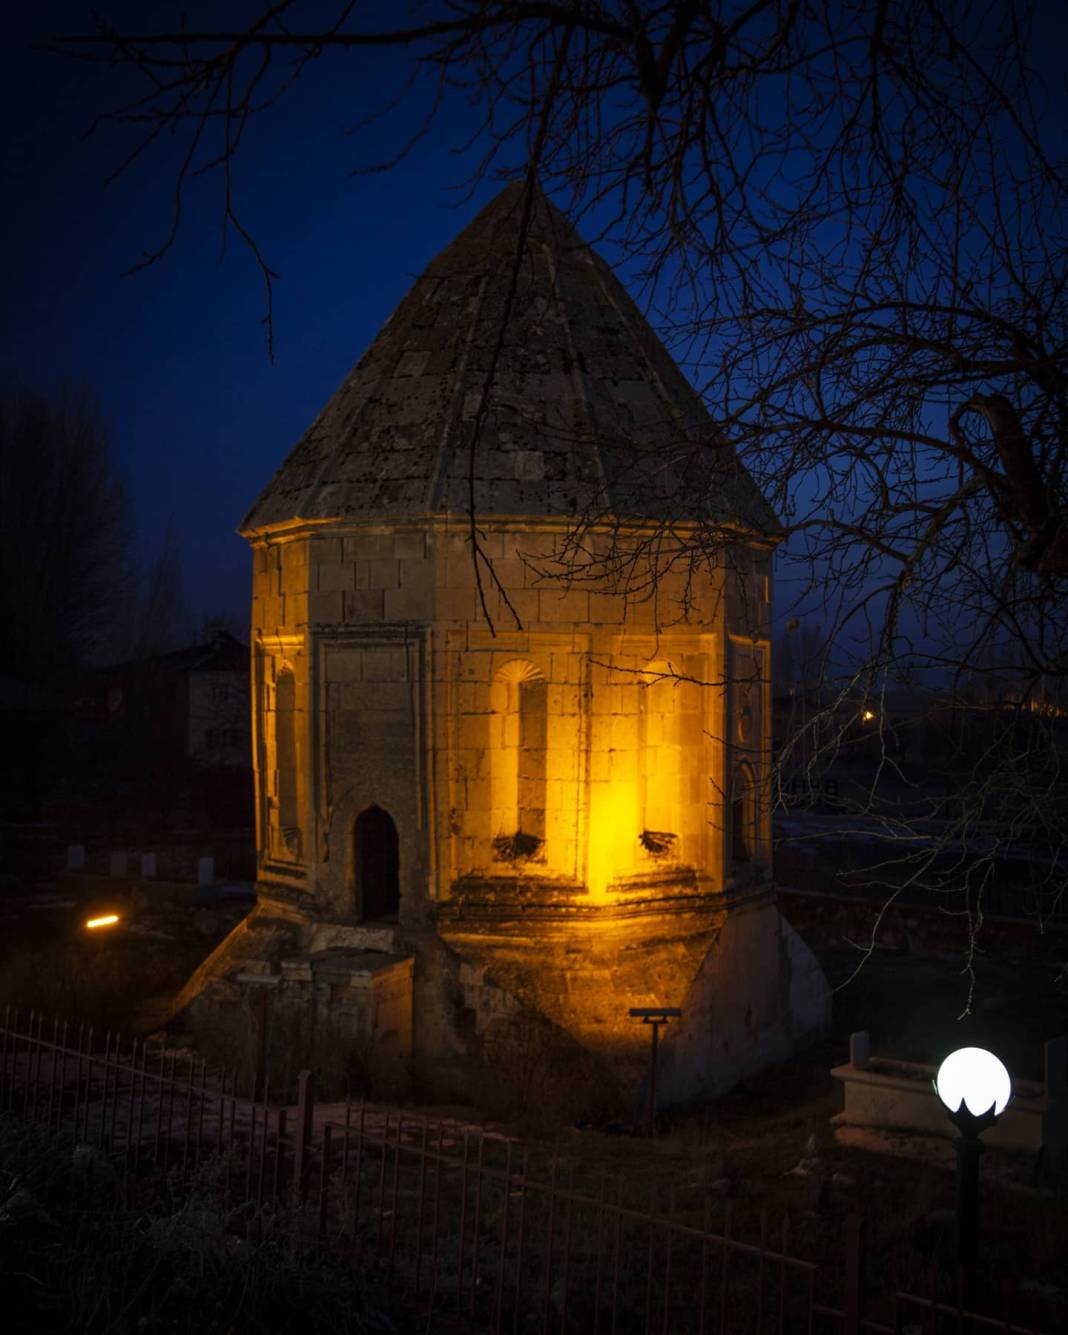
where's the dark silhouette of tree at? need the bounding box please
[0,380,131,680]
[58,2,1067,983]
[127,524,194,660]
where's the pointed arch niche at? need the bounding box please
[353,804,400,921]
[638,660,681,849]
[490,659,547,860]
[637,658,705,864]
[264,654,303,862]
[730,761,758,868]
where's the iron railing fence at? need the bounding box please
[0,1008,1055,1335]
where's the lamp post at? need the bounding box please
[933,1046,1012,1310]
[629,1007,682,1133]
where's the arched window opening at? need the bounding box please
[275,667,298,837]
[491,660,546,861]
[354,804,400,921]
[730,763,757,866]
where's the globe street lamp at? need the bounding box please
[933,1046,1013,1309]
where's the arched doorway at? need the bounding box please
[353,805,400,921]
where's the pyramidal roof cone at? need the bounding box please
[242,181,776,534]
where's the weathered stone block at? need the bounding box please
[366,557,400,589]
[438,587,477,621]
[317,562,356,593]
[355,532,396,559]
[311,537,344,565]
[324,651,362,684]
[539,589,589,623]
[495,587,538,626]
[589,592,628,624]
[456,713,488,751]
[358,681,410,711]
[393,531,426,558]
[490,556,529,589]
[385,585,430,620]
[362,646,408,681]
[453,682,489,715]
[398,556,432,591]
[474,530,505,558]
[343,589,386,621]
[308,591,343,624]
[282,561,310,597]
[441,556,476,589]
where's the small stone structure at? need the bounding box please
[832,1031,1067,1160]
[178,183,829,1106]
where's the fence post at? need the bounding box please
[1044,1035,1066,1101]
[843,1213,866,1335]
[292,1068,315,1204]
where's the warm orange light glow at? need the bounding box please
[861,709,876,722]
[85,914,120,930]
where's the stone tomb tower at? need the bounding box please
[182,184,828,1105]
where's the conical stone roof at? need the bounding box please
[241,183,777,534]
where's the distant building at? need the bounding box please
[83,627,251,771]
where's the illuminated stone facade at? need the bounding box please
[181,184,828,1105]
[249,522,770,906]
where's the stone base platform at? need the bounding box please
[167,884,830,1112]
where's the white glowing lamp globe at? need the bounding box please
[935,1047,1012,1117]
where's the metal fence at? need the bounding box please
[0,1008,1054,1335]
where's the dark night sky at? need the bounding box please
[2,4,503,635]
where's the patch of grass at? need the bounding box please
[0,1113,428,1334]
[0,932,208,1036]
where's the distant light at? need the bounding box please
[861,709,876,722]
[85,914,120,930]
[935,1047,1012,1117]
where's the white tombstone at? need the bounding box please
[109,850,128,879]
[140,852,157,879]
[197,856,215,887]
[67,845,85,871]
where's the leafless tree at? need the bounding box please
[57,2,1068,979]
[0,380,131,679]
[128,525,194,660]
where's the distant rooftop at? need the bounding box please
[104,628,248,675]
[242,182,777,535]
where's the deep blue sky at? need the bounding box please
[2,3,503,633]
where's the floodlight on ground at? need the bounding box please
[85,914,120,930]
[932,1045,1013,1311]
